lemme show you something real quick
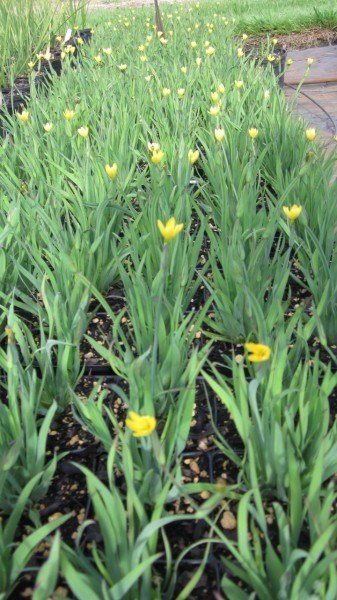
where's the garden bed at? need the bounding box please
[1,4,337,600]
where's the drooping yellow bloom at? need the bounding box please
[126,412,156,437]
[43,122,53,133]
[162,87,171,96]
[208,105,220,116]
[235,80,243,89]
[151,149,164,164]
[237,48,244,58]
[177,88,185,98]
[248,127,259,139]
[17,110,29,124]
[307,57,314,66]
[63,109,75,120]
[282,204,302,222]
[188,149,199,164]
[105,163,118,180]
[245,342,271,363]
[157,217,183,243]
[214,128,225,142]
[78,126,89,138]
[306,127,316,141]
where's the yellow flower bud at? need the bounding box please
[248,127,259,139]
[188,149,199,164]
[105,163,118,180]
[63,109,75,120]
[151,149,164,164]
[78,126,89,138]
[214,128,225,142]
[306,127,316,141]
[17,110,29,124]
[43,122,53,133]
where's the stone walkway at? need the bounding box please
[284,45,337,152]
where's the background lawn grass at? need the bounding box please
[88,0,337,35]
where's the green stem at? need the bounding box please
[151,243,168,397]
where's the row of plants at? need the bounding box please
[1,4,337,598]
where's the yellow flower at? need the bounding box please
[306,127,316,141]
[188,149,199,164]
[214,128,224,142]
[44,50,52,61]
[151,149,164,164]
[43,122,53,133]
[208,105,220,116]
[144,75,152,82]
[205,46,215,56]
[211,91,219,103]
[76,37,84,46]
[78,126,89,138]
[119,64,127,71]
[103,47,112,55]
[36,53,43,60]
[17,110,29,124]
[267,54,275,62]
[94,54,102,64]
[28,61,35,69]
[287,58,293,65]
[282,204,302,222]
[138,44,145,51]
[61,51,66,59]
[196,56,202,65]
[140,55,147,62]
[181,66,187,74]
[237,47,244,58]
[242,33,248,40]
[160,37,168,45]
[63,109,75,120]
[264,89,270,100]
[248,127,259,139]
[272,37,278,45]
[56,35,62,42]
[235,80,243,89]
[177,88,185,98]
[245,342,271,363]
[218,83,225,94]
[162,87,171,96]
[105,163,118,180]
[157,217,183,243]
[190,40,197,49]
[307,57,314,66]
[126,412,156,437]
